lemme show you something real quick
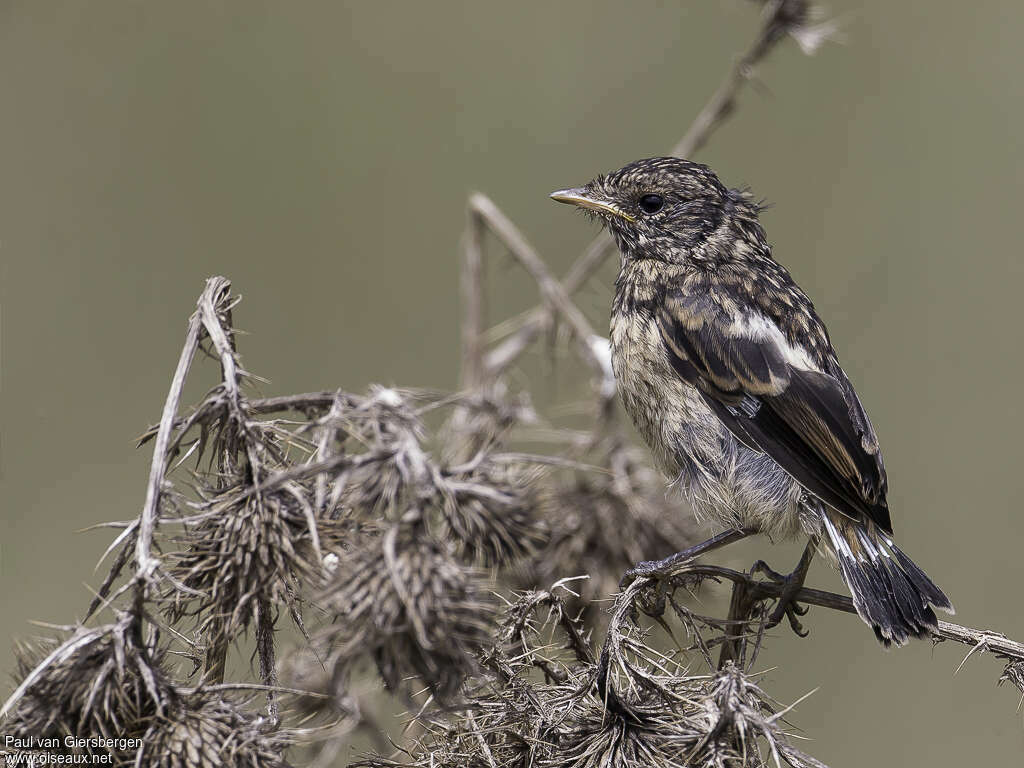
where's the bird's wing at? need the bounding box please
[657,289,892,533]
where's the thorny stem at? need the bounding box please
[503,583,595,681]
[717,574,760,671]
[257,598,280,722]
[136,279,226,585]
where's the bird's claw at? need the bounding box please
[772,599,810,637]
[619,562,650,589]
[750,559,812,638]
[620,558,683,589]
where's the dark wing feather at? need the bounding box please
[658,291,892,533]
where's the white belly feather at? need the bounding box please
[609,310,807,539]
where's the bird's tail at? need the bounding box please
[821,513,953,646]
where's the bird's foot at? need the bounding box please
[618,561,677,621]
[619,528,756,589]
[750,560,811,637]
[620,558,678,588]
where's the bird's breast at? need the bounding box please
[609,293,806,538]
[609,304,720,478]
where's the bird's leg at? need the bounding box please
[621,527,755,587]
[751,535,819,636]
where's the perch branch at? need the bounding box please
[616,562,1024,675]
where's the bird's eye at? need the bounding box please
[638,193,664,214]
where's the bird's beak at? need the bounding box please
[549,187,635,222]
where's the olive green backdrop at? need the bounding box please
[3,1,1024,764]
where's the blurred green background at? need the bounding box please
[3,1,1024,764]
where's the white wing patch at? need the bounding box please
[729,312,819,373]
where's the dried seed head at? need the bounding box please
[319,525,494,701]
[439,457,548,566]
[5,621,172,762]
[338,388,548,564]
[138,694,291,768]
[165,484,341,642]
[332,387,433,516]
[355,661,824,768]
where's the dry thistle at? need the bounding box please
[325,387,548,567]
[164,475,343,647]
[437,453,547,567]
[318,523,495,701]
[3,615,171,763]
[355,585,824,768]
[137,692,292,768]
[519,441,700,620]
[328,387,433,517]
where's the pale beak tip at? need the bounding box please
[549,188,586,204]
[548,187,633,221]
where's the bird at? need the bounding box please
[550,156,952,645]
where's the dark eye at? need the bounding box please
[638,193,664,214]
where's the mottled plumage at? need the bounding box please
[552,157,952,645]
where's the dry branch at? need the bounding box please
[136,278,228,583]
[601,560,1024,702]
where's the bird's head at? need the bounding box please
[551,157,751,264]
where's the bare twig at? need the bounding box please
[671,0,814,160]
[717,575,760,670]
[460,202,487,391]
[467,192,611,393]
[135,279,228,584]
